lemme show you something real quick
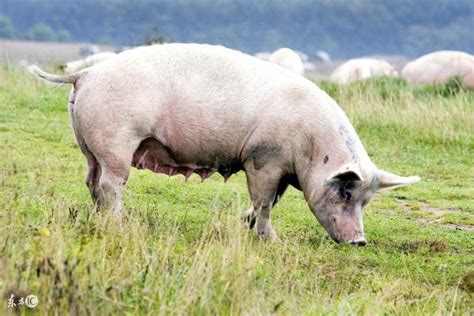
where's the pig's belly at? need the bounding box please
[131,137,242,182]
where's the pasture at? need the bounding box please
[0,65,473,314]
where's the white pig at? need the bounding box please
[402,51,474,89]
[331,58,398,85]
[30,44,419,245]
[268,47,305,76]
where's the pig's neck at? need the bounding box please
[305,91,376,180]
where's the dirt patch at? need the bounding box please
[397,238,448,253]
[396,200,474,231]
[414,218,474,231]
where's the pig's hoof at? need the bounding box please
[257,227,278,242]
[113,210,123,221]
[242,208,256,229]
[113,211,124,221]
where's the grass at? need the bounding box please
[0,66,473,314]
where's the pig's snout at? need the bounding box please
[348,237,367,246]
[332,234,367,246]
[328,216,367,246]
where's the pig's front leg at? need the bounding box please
[242,178,289,231]
[244,162,286,241]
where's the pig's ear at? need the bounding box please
[377,169,420,189]
[327,163,364,182]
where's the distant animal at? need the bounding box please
[255,52,271,61]
[331,58,398,84]
[315,50,331,63]
[29,43,419,245]
[295,50,309,62]
[268,47,305,76]
[60,52,117,74]
[402,51,474,89]
[79,45,101,57]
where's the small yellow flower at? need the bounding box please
[40,227,51,237]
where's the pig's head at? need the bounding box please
[303,163,420,246]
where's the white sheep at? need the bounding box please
[402,50,474,89]
[331,58,398,85]
[268,48,305,76]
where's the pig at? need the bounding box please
[331,58,398,85]
[60,52,117,74]
[29,43,420,245]
[268,47,305,76]
[402,51,474,89]
[255,52,272,61]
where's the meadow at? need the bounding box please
[0,65,473,314]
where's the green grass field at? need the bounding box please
[1,66,473,314]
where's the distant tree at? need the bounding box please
[56,29,71,42]
[1,0,473,57]
[98,36,115,45]
[0,15,15,39]
[142,27,166,46]
[27,23,56,41]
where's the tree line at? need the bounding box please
[1,0,473,58]
[0,15,70,42]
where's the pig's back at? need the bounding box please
[74,43,319,166]
[79,43,314,120]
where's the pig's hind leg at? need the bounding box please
[90,137,142,218]
[70,91,140,218]
[74,127,131,218]
[84,148,102,207]
[72,124,102,208]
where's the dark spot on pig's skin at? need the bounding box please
[338,126,358,163]
[327,180,355,201]
[303,136,315,162]
[323,155,329,164]
[245,144,282,170]
[338,187,352,201]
